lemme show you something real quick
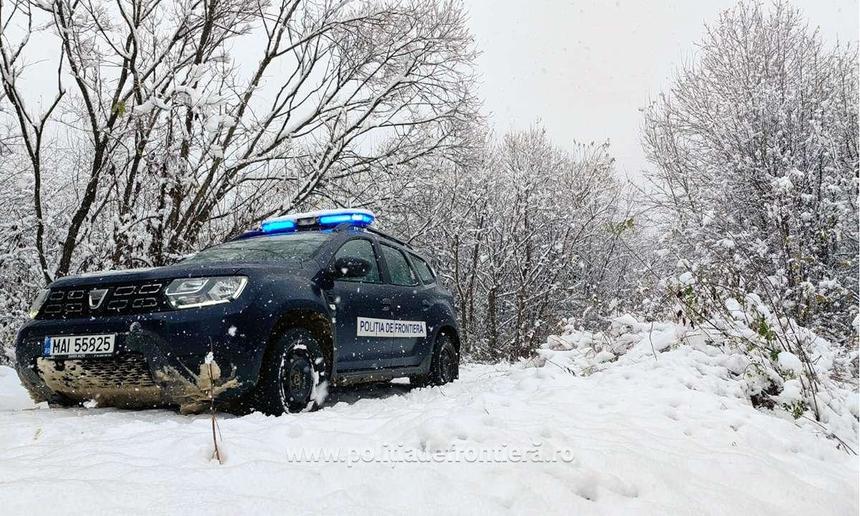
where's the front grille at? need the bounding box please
[36,353,156,391]
[38,282,170,319]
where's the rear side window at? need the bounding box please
[333,239,381,283]
[380,244,418,286]
[411,255,435,284]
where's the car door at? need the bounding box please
[377,243,429,368]
[405,252,440,363]
[326,238,391,372]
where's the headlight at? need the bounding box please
[165,276,248,309]
[28,289,50,318]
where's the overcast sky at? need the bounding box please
[463,0,859,181]
[8,0,857,182]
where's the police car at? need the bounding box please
[14,210,460,414]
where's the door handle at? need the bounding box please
[382,297,392,312]
[421,300,431,311]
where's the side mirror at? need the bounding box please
[330,257,371,279]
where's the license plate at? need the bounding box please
[43,334,116,357]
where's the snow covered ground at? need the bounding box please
[1,332,857,515]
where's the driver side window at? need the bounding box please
[333,239,381,283]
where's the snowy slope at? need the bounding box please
[0,349,857,515]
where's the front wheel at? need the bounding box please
[254,328,329,415]
[411,332,459,388]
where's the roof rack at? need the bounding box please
[363,227,413,249]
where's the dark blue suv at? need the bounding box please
[14,210,460,414]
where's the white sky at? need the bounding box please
[8,0,857,182]
[463,0,859,181]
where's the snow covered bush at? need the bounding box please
[0,155,47,364]
[642,0,858,347]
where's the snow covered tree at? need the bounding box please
[380,127,637,360]
[643,0,858,343]
[0,0,478,358]
[0,0,478,275]
[0,87,13,155]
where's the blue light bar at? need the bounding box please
[261,219,296,233]
[260,209,375,234]
[318,212,375,226]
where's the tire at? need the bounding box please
[253,328,329,415]
[411,332,459,388]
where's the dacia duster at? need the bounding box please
[14,210,460,414]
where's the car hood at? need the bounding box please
[48,261,311,289]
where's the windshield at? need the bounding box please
[184,232,329,264]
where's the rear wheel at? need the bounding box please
[253,328,329,415]
[411,332,459,388]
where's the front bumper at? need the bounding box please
[15,304,272,413]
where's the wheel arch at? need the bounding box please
[268,308,334,377]
[436,324,461,354]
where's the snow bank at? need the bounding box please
[2,313,858,514]
[1,348,857,515]
[538,316,860,452]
